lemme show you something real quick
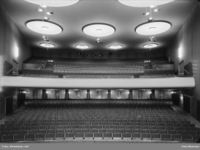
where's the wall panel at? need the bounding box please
[168,4,200,120]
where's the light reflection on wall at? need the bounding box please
[69,89,87,99]
[0,56,3,92]
[178,42,184,61]
[13,41,19,60]
[180,93,184,108]
[90,89,108,99]
[111,89,129,99]
[22,88,174,100]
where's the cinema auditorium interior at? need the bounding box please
[0,0,200,144]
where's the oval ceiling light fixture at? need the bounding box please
[135,20,172,36]
[74,43,90,50]
[24,0,79,7]
[143,42,160,49]
[39,41,56,48]
[26,19,63,35]
[82,23,116,38]
[107,43,125,50]
[118,0,174,8]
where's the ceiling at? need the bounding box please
[1,0,197,51]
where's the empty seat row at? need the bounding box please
[1,131,199,142]
[1,105,200,143]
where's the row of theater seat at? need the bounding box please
[23,61,174,75]
[0,132,198,142]
[1,120,199,142]
[53,65,144,74]
[22,73,175,78]
[24,99,173,107]
[4,107,188,122]
[0,104,200,143]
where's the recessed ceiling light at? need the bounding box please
[24,0,79,7]
[82,23,116,38]
[39,41,55,48]
[154,8,159,12]
[44,16,49,20]
[74,43,90,50]
[46,12,54,16]
[143,42,160,49]
[26,19,63,35]
[37,8,44,12]
[118,0,174,7]
[107,43,125,50]
[144,12,150,16]
[148,17,153,21]
[135,20,172,36]
[41,4,47,8]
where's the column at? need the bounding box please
[0,92,5,120]
[87,89,90,100]
[65,89,69,100]
[108,89,111,99]
[17,91,25,107]
[150,89,155,100]
[178,60,184,76]
[129,89,133,100]
[42,89,47,99]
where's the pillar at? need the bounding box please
[42,89,47,99]
[65,89,69,100]
[129,89,133,100]
[108,89,111,99]
[87,89,90,100]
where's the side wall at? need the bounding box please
[168,4,200,120]
[0,6,31,120]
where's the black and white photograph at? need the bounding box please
[0,0,200,150]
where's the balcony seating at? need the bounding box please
[21,60,176,78]
[53,63,144,74]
